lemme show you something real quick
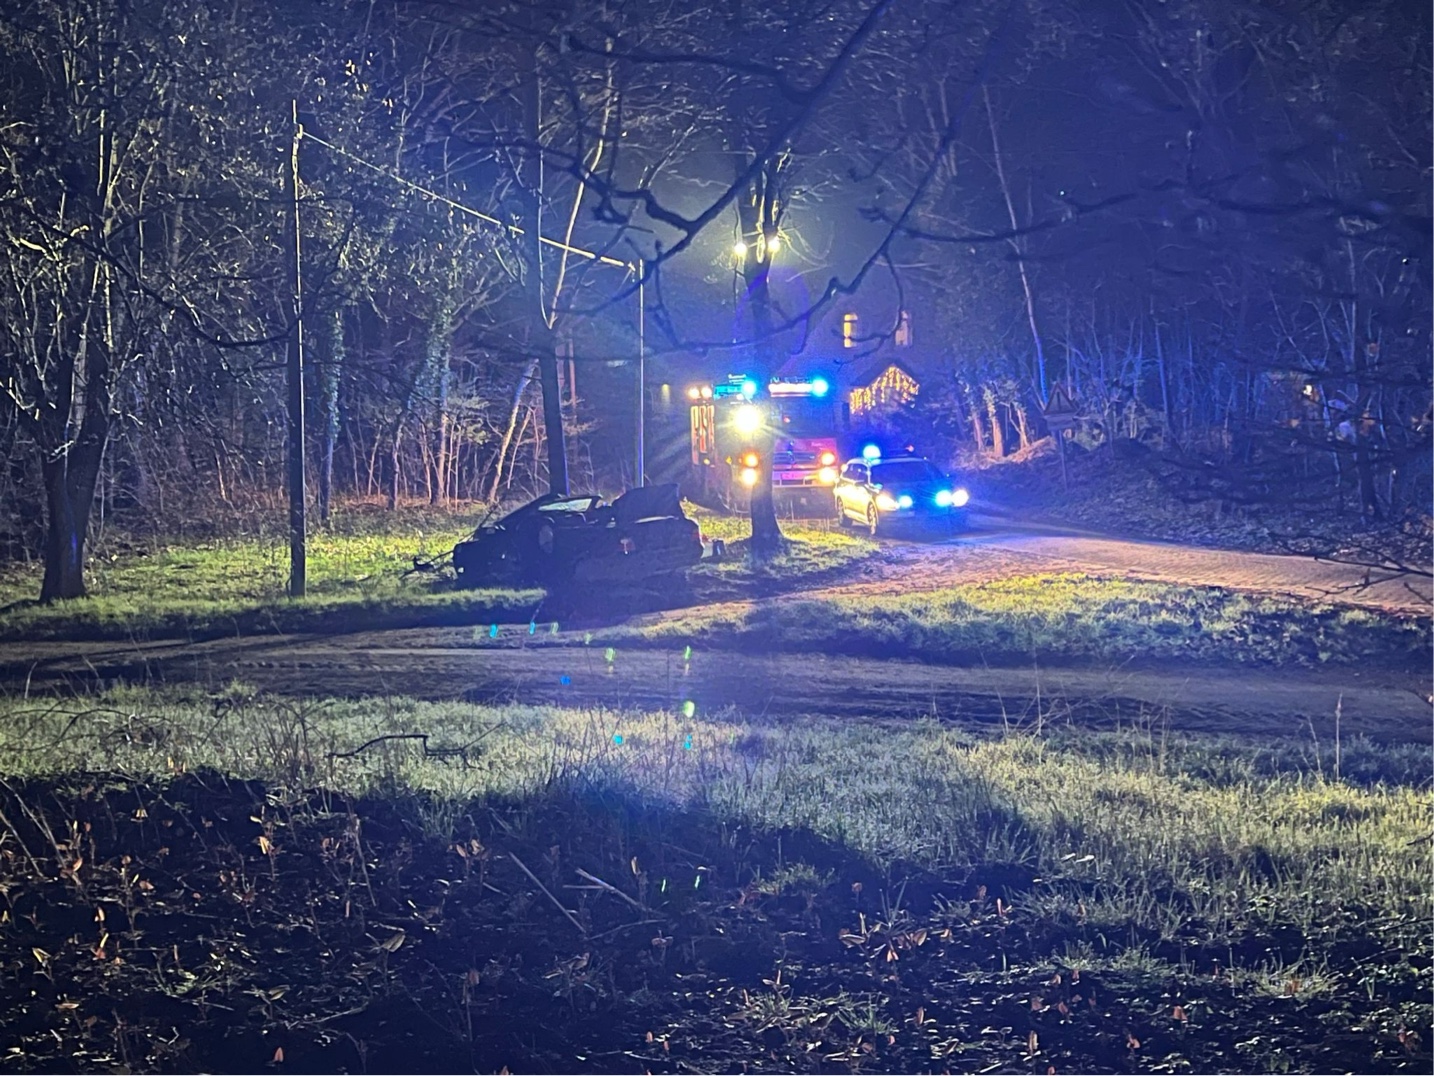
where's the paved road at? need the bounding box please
[3,515,1427,742]
[862,514,1431,612]
[3,629,1428,741]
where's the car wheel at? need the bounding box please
[866,505,879,537]
[836,499,851,527]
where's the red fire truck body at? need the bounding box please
[687,374,841,512]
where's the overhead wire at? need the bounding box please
[298,129,630,269]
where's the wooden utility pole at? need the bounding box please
[636,260,645,486]
[520,9,568,496]
[286,100,307,597]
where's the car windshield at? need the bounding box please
[871,461,941,486]
[537,496,599,513]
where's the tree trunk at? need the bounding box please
[964,384,987,454]
[37,268,112,601]
[39,435,104,602]
[422,299,454,505]
[388,423,402,511]
[318,308,343,523]
[1011,401,1030,452]
[489,361,537,503]
[736,158,787,564]
[984,387,1005,458]
[984,86,1047,404]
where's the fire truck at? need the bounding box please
[686,373,843,513]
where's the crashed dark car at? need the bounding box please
[453,483,704,590]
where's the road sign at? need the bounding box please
[1042,383,1080,490]
[1043,383,1079,433]
[1044,382,1079,417]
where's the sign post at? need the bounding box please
[1042,382,1080,491]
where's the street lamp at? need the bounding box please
[731,231,783,262]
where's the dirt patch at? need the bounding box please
[1,776,1426,1074]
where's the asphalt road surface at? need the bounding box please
[4,516,1429,743]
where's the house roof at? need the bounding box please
[832,354,921,392]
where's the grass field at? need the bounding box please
[0,688,1427,1071]
[0,508,876,642]
[611,572,1431,668]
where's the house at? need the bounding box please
[778,306,922,418]
[840,353,920,418]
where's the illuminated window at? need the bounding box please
[842,312,858,348]
[895,310,912,347]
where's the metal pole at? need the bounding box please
[636,260,645,487]
[287,100,307,597]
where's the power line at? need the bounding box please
[299,130,630,269]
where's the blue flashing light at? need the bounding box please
[740,378,759,399]
[861,444,882,462]
[897,494,913,509]
[811,376,830,397]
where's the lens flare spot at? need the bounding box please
[682,700,696,718]
[683,646,692,661]
[613,733,624,745]
[605,647,616,663]
[560,675,571,686]
[489,624,499,639]
[528,621,537,635]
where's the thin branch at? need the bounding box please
[508,851,587,936]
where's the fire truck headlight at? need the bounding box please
[687,386,702,400]
[818,467,837,484]
[952,488,970,507]
[819,451,836,466]
[740,467,759,487]
[733,405,763,435]
[742,452,759,468]
[811,376,830,397]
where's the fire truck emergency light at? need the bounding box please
[733,405,763,435]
